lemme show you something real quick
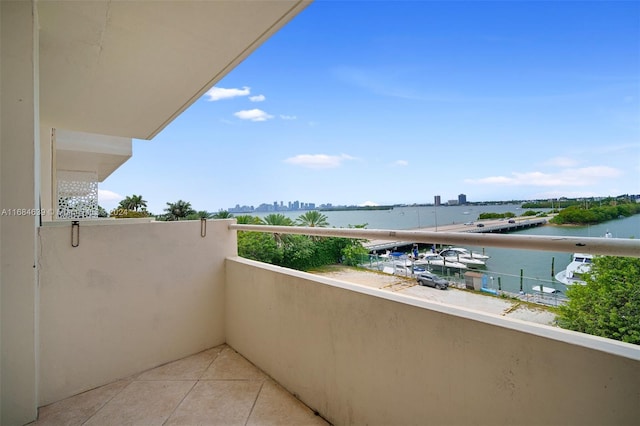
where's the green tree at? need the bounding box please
[341,241,369,266]
[97,205,108,217]
[295,211,329,227]
[261,213,294,226]
[236,215,262,224]
[118,194,147,212]
[212,210,233,219]
[186,210,214,220]
[260,213,293,246]
[550,201,640,225]
[280,234,316,269]
[237,231,282,264]
[557,256,640,344]
[341,224,369,265]
[163,200,196,221]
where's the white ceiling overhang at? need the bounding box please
[54,129,132,182]
[38,0,311,140]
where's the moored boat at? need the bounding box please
[438,248,486,268]
[555,253,593,285]
[393,260,427,275]
[414,253,468,271]
[445,247,490,260]
[531,284,562,295]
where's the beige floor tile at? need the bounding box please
[201,347,267,381]
[31,380,130,426]
[83,380,195,426]
[247,380,329,426]
[30,345,326,426]
[165,380,262,425]
[136,346,224,381]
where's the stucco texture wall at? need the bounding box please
[226,256,640,426]
[38,219,235,406]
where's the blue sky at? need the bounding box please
[100,0,640,215]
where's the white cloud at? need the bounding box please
[392,160,409,166]
[249,94,265,102]
[465,166,622,187]
[542,156,579,168]
[234,109,274,122]
[280,115,297,120]
[98,189,123,202]
[206,86,250,101]
[359,201,379,206]
[284,153,356,169]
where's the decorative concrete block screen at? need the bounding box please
[56,170,98,219]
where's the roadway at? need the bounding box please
[363,217,548,252]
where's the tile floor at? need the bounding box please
[30,344,329,425]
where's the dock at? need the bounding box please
[363,218,548,252]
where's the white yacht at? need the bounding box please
[392,260,427,276]
[414,253,467,271]
[438,248,486,268]
[444,247,490,260]
[555,253,594,285]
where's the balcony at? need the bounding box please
[31,344,326,425]
[29,219,640,425]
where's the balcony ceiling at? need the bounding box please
[38,0,310,140]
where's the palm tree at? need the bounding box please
[118,194,147,212]
[260,213,293,246]
[163,200,196,221]
[235,215,262,224]
[212,210,233,219]
[261,213,294,226]
[296,211,329,227]
[185,210,214,220]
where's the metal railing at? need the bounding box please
[229,224,640,258]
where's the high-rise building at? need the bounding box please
[434,195,441,206]
[458,194,467,205]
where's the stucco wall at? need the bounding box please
[226,257,640,425]
[38,219,235,406]
[1,1,40,424]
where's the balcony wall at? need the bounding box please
[38,219,236,406]
[226,256,640,426]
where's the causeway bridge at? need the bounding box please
[363,217,548,252]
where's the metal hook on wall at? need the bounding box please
[71,221,80,247]
[200,218,207,238]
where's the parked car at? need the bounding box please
[508,219,516,224]
[476,223,485,228]
[416,272,449,290]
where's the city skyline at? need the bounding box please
[217,193,636,215]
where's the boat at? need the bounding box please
[438,248,486,268]
[443,247,490,261]
[392,260,427,276]
[414,253,467,271]
[555,253,593,285]
[531,285,562,295]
